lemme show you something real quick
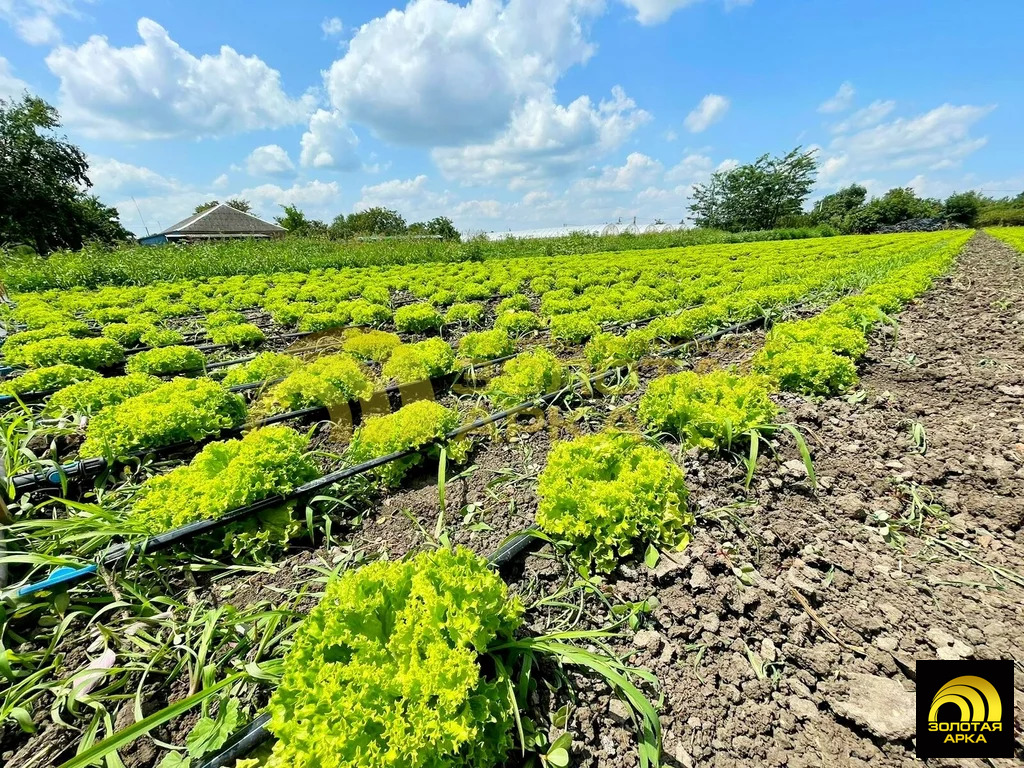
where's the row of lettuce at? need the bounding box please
[21,231,968,766]
[1,234,960,389]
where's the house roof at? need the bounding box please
[160,203,285,235]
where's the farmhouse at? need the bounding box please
[138,203,285,245]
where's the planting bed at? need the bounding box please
[4,231,1022,768]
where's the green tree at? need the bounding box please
[689,147,818,231]
[0,94,130,252]
[811,184,867,228]
[328,213,353,240]
[225,198,253,214]
[346,206,407,236]
[194,200,220,215]
[943,191,982,226]
[425,215,460,241]
[274,204,312,235]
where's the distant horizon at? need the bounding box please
[2,0,1020,237]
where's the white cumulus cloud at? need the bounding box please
[245,145,296,178]
[0,0,76,45]
[45,18,315,140]
[574,152,663,194]
[819,81,855,113]
[684,94,729,133]
[324,0,602,146]
[432,86,650,185]
[299,109,360,170]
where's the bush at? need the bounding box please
[345,400,468,486]
[494,310,541,336]
[394,303,444,333]
[487,348,566,408]
[0,364,99,395]
[381,338,457,384]
[126,345,206,376]
[537,431,693,573]
[4,336,125,370]
[444,302,485,325]
[341,329,402,363]
[638,371,778,450]
[265,547,521,768]
[128,426,319,558]
[80,378,247,459]
[260,354,373,414]
[221,352,303,387]
[209,322,267,348]
[583,330,652,370]
[549,313,600,345]
[753,343,858,396]
[44,373,162,417]
[458,329,514,363]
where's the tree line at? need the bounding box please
[688,146,1023,233]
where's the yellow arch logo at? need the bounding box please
[928,676,1002,723]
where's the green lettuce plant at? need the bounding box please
[583,330,652,370]
[0,364,99,395]
[753,343,858,396]
[457,329,514,363]
[380,338,457,384]
[44,373,162,417]
[80,378,246,458]
[341,329,402,363]
[264,547,523,768]
[537,430,693,573]
[260,353,373,414]
[638,370,778,450]
[220,352,303,387]
[4,336,125,370]
[487,348,566,408]
[444,302,485,325]
[549,313,600,345]
[494,310,540,336]
[126,345,206,376]
[128,425,318,558]
[345,400,467,486]
[209,323,267,348]
[394,303,444,333]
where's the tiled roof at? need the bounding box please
[161,203,285,235]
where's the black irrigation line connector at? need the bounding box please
[11,301,787,599]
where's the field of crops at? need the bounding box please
[4,228,1020,768]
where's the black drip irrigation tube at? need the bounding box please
[10,307,778,600]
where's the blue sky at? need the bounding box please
[1,0,1022,236]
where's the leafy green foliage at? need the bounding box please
[763,319,868,360]
[638,371,778,450]
[101,322,152,347]
[380,338,457,384]
[128,426,318,557]
[457,329,514,363]
[583,330,652,370]
[443,302,485,325]
[549,313,600,345]
[0,95,130,253]
[341,329,402,363]
[0,363,98,395]
[220,352,303,387]
[495,294,530,314]
[345,400,467,487]
[394,303,444,333]
[3,335,124,370]
[209,323,266,348]
[80,378,246,459]
[753,343,858,396]
[43,373,162,417]
[494,310,540,336]
[3,323,91,355]
[260,353,373,414]
[265,547,522,768]
[487,348,566,408]
[203,310,245,328]
[126,345,206,376]
[139,326,185,348]
[537,431,693,574]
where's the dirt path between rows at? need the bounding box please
[608,231,1023,768]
